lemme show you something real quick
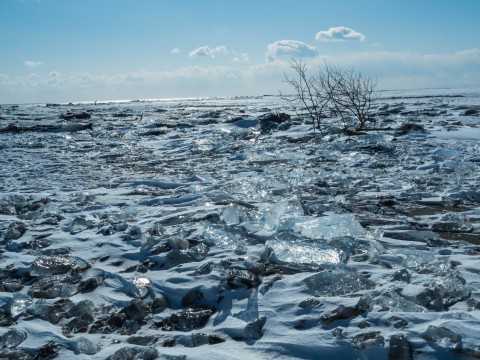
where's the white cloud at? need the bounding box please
[265,40,318,62]
[315,26,366,42]
[231,52,250,63]
[24,60,44,68]
[171,47,181,54]
[189,45,229,58]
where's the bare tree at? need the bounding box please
[283,59,329,131]
[285,60,377,132]
[323,63,377,131]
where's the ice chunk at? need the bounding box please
[378,291,427,312]
[0,329,27,349]
[221,205,240,226]
[130,277,151,298]
[283,214,365,240]
[9,293,33,317]
[391,248,436,269]
[69,217,94,234]
[30,256,74,276]
[304,266,375,296]
[422,325,462,343]
[266,239,345,265]
[75,337,101,355]
[28,277,77,298]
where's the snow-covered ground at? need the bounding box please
[1,88,480,359]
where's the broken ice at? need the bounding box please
[130,277,151,298]
[266,238,345,265]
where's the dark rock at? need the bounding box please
[226,268,262,289]
[208,334,226,345]
[63,314,94,334]
[190,332,209,347]
[396,123,425,135]
[258,112,291,133]
[122,299,151,323]
[351,331,385,350]
[389,334,413,360]
[151,294,169,313]
[392,269,411,283]
[181,289,204,307]
[298,298,321,309]
[157,308,213,331]
[358,321,372,329]
[4,221,27,241]
[78,277,102,293]
[68,300,96,318]
[321,297,372,324]
[107,312,127,329]
[105,347,138,360]
[33,341,60,360]
[244,316,266,341]
[464,108,478,116]
[386,316,409,329]
[60,112,91,120]
[163,339,176,347]
[127,335,158,346]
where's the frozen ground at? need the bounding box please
[1,88,480,359]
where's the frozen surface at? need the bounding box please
[1,89,480,359]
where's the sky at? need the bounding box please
[1,0,480,104]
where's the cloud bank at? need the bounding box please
[189,45,228,58]
[265,40,318,61]
[315,27,366,42]
[2,49,479,103]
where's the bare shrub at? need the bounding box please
[285,60,377,132]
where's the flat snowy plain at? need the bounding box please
[1,88,480,359]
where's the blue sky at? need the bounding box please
[1,0,479,103]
